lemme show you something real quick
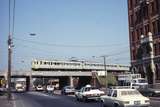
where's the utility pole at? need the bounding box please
[7,34,12,100]
[101,55,108,89]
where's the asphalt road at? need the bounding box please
[12,92,101,107]
[12,92,160,107]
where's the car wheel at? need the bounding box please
[100,101,107,107]
[75,95,79,101]
[114,103,120,107]
[149,92,154,97]
[82,96,87,102]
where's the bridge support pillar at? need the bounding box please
[26,76,30,91]
[69,76,73,87]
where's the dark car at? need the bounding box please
[61,86,75,95]
[138,87,160,97]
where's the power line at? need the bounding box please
[13,37,128,48]
[14,43,56,54]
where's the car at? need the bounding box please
[36,85,44,91]
[101,87,150,107]
[75,85,105,102]
[46,85,54,94]
[15,83,25,92]
[61,86,75,95]
[138,87,160,97]
[131,78,148,89]
[0,87,6,95]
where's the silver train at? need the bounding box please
[31,60,130,71]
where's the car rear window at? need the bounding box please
[121,90,140,96]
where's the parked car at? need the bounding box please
[75,85,105,102]
[138,87,160,97]
[0,87,6,95]
[36,85,44,91]
[101,88,150,107]
[61,86,75,95]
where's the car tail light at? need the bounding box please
[100,93,105,96]
[86,94,91,97]
[145,100,150,103]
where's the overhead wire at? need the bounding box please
[13,37,128,48]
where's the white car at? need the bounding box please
[36,85,44,91]
[75,85,105,102]
[131,78,148,89]
[61,86,75,95]
[46,85,54,92]
[101,88,150,107]
[15,83,25,92]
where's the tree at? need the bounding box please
[97,73,117,87]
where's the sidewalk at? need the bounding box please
[0,94,14,107]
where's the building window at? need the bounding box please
[130,14,134,26]
[140,27,143,35]
[152,21,157,35]
[134,0,139,6]
[159,43,160,55]
[157,19,160,34]
[135,11,139,24]
[151,2,154,15]
[132,49,136,60]
[151,1,158,16]
[136,29,139,41]
[131,31,135,42]
[155,0,159,14]
[129,0,133,9]
[154,44,157,56]
[144,5,148,19]
[144,24,149,35]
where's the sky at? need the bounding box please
[0,0,130,71]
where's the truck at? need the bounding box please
[15,78,26,92]
[118,74,160,97]
[118,74,148,89]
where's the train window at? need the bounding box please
[44,62,47,65]
[55,63,60,65]
[34,61,36,64]
[40,61,43,65]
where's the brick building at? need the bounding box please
[128,0,160,83]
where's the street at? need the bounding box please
[12,92,101,107]
[12,91,160,107]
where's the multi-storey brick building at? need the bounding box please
[128,0,160,83]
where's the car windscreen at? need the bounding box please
[121,90,140,96]
[65,86,74,89]
[138,79,147,83]
[84,87,98,91]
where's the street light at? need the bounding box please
[7,34,12,100]
[29,33,36,91]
